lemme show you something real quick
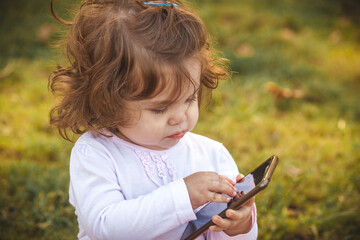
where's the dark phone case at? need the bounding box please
[181,155,279,240]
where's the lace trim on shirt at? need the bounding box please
[135,150,177,187]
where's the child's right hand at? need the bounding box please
[184,172,237,210]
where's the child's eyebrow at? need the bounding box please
[145,100,172,107]
[144,88,200,107]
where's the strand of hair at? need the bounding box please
[50,1,73,26]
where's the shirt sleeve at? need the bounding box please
[69,143,196,240]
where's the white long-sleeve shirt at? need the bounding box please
[69,131,258,240]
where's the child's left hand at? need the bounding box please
[209,174,254,236]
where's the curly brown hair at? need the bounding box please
[49,0,229,142]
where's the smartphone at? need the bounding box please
[180,155,279,240]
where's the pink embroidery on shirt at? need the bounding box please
[134,150,177,186]
[161,152,176,178]
[150,152,167,184]
[135,150,161,187]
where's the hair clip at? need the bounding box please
[144,1,179,8]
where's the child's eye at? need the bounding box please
[151,108,168,114]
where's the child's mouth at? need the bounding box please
[168,131,186,139]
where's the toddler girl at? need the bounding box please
[49,0,257,239]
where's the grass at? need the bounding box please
[1,0,360,239]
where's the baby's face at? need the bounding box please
[117,58,201,150]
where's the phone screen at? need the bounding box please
[180,156,276,240]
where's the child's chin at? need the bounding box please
[161,139,181,149]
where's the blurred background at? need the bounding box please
[0,0,359,239]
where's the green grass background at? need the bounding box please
[0,0,360,239]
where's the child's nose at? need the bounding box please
[168,107,187,125]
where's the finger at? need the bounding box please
[219,174,236,185]
[210,173,235,187]
[207,192,232,203]
[225,206,252,221]
[212,215,233,229]
[225,209,243,220]
[209,178,236,197]
[209,225,223,232]
[236,174,245,183]
[209,173,235,184]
